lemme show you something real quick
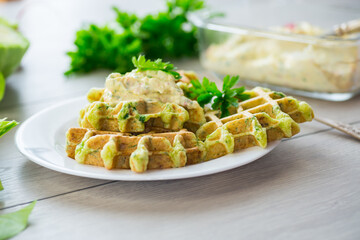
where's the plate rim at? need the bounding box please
[15,97,280,181]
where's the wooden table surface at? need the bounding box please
[1,0,360,239]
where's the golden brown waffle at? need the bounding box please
[66,128,206,173]
[66,128,131,159]
[196,87,314,160]
[79,99,205,133]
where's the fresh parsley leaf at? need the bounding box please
[220,100,230,118]
[0,118,19,138]
[197,93,213,106]
[139,1,200,59]
[65,25,142,76]
[138,115,146,123]
[0,201,36,240]
[65,0,205,75]
[113,7,138,29]
[167,0,205,12]
[188,75,250,118]
[132,55,181,79]
[222,75,239,91]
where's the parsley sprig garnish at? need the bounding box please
[132,55,181,80]
[188,75,250,118]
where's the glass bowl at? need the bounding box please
[190,1,360,101]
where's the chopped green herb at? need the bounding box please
[274,91,285,98]
[0,201,36,240]
[123,113,129,119]
[138,115,146,123]
[187,75,250,118]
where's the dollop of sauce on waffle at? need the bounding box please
[102,70,199,109]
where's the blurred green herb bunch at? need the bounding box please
[65,0,205,76]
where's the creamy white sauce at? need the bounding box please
[102,70,199,109]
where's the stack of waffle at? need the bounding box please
[66,82,207,172]
[66,84,314,173]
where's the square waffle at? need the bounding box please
[79,99,205,133]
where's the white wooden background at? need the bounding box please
[0,0,360,239]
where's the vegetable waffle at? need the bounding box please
[66,128,206,173]
[197,87,314,160]
[79,100,206,133]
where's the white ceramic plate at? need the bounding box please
[15,97,280,181]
